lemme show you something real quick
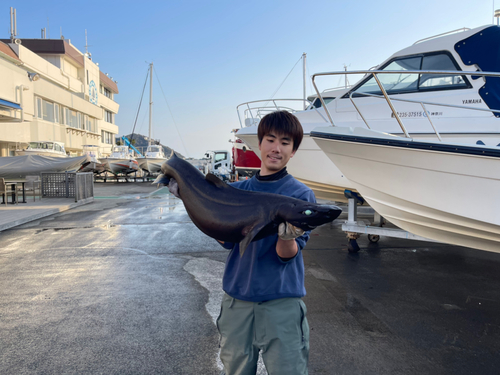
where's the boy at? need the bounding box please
[217,110,315,375]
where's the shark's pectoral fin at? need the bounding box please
[239,222,266,257]
[205,173,226,188]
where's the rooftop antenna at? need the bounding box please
[10,7,18,43]
[84,29,90,54]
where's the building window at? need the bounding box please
[105,110,113,123]
[66,108,79,128]
[101,130,113,144]
[55,104,60,123]
[35,97,56,122]
[36,97,42,118]
[79,113,84,129]
[84,116,96,132]
[103,87,112,98]
[60,105,65,124]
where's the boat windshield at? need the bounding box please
[149,146,160,152]
[351,52,469,97]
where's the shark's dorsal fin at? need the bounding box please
[205,173,226,188]
[239,222,267,257]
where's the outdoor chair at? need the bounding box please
[23,175,42,201]
[0,178,18,205]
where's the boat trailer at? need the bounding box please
[343,191,440,252]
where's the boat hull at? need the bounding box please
[102,158,139,175]
[312,127,500,253]
[137,157,166,174]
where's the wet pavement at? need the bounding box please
[0,182,499,374]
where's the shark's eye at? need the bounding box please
[304,210,312,216]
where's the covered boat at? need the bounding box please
[0,154,90,179]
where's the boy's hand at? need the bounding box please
[278,222,305,241]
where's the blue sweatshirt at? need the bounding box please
[222,174,316,302]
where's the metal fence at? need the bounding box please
[41,172,94,202]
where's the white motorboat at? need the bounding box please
[79,145,106,173]
[236,25,500,202]
[15,141,67,158]
[310,125,500,253]
[137,145,167,174]
[101,145,139,175]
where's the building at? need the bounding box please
[0,36,119,157]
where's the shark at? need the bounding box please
[154,153,342,255]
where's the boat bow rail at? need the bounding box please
[236,98,326,128]
[311,69,500,140]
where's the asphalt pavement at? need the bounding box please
[0,182,499,375]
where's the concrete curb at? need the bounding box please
[0,198,94,232]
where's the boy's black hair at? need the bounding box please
[257,111,303,152]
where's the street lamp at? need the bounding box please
[27,72,40,81]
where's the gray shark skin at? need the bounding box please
[154,153,342,255]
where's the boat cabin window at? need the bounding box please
[149,146,160,152]
[347,52,470,98]
[55,144,63,152]
[309,97,335,109]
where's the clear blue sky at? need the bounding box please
[5,0,497,158]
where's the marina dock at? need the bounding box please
[1,182,499,374]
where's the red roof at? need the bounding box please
[0,40,21,62]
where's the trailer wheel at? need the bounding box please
[368,234,380,243]
[347,239,360,253]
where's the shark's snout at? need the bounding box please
[152,174,171,186]
[288,204,342,230]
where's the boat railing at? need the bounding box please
[236,98,327,128]
[311,69,500,140]
[412,28,470,45]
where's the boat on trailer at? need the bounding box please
[311,124,500,254]
[309,64,500,253]
[137,145,167,174]
[236,25,500,202]
[101,145,139,175]
[79,145,106,173]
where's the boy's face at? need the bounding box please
[258,131,296,176]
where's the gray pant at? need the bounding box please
[217,294,309,375]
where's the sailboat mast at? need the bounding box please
[148,62,153,147]
[302,53,307,110]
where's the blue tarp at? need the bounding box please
[455,26,500,117]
